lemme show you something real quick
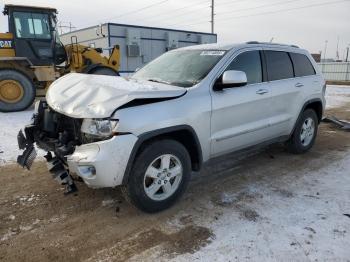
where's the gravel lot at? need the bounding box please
[0,85,349,261]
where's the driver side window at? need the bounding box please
[226,51,262,85]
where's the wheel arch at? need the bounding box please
[122,125,203,184]
[290,98,323,136]
[0,59,36,82]
[304,99,323,123]
[83,64,120,76]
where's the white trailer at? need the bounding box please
[60,23,217,75]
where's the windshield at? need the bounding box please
[13,11,52,39]
[132,50,226,87]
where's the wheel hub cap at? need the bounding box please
[300,117,315,146]
[0,80,24,103]
[144,154,183,201]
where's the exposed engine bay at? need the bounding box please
[17,101,88,194]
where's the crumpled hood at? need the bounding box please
[46,73,186,118]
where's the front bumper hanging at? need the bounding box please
[17,129,37,170]
[16,126,78,195]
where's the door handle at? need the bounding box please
[256,89,268,95]
[295,83,304,87]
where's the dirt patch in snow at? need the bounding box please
[87,225,213,261]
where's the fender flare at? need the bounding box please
[81,63,102,74]
[122,125,203,184]
[290,98,323,136]
[83,64,120,76]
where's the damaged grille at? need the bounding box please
[29,101,83,158]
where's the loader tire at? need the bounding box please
[89,66,120,76]
[0,70,35,112]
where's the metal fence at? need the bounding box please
[317,62,350,81]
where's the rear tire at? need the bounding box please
[89,66,119,76]
[286,109,318,154]
[122,139,191,213]
[0,70,35,112]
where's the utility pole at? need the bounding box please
[336,36,340,60]
[346,45,349,62]
[323,40,328,62]
[211,0,215,34]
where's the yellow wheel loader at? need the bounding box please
[0,5,120,112]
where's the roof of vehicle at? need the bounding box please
[3,4,57,15]
[180,41,305,52]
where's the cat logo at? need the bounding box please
[0,40,13,48]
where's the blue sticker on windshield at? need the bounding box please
[200,51,225,56]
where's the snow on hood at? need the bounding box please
[46,73,186,118]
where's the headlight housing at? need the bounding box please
[81,119,119,137]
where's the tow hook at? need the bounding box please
[44,152,78,195]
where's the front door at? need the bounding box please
[210,49,274,157]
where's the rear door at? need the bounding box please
[263,49,302,136]
[289,52,321,101]
[210,49,274,157]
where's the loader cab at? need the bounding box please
[3,4,66,66]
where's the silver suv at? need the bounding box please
[17,42,326,212]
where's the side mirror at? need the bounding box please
[214,70,247,91]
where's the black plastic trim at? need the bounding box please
[290,98,323,136]
[260,50,268,82]
[122,125,203,184]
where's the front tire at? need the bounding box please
[123,139,191,213]
[286,109,319,154]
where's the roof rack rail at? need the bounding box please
[246,41,299,48]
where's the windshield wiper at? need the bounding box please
[146,78,171,85]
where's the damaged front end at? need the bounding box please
[17,100,82,194]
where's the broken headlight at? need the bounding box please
[81,119,118,137]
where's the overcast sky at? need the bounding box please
[1,0,349,58]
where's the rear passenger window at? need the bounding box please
[290,53,316,77]
[226,51,262,84]
[265,51,294,81]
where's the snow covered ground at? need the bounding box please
[0,108,35,165]
[1,85,349,165]
[325,85,350,109]
[170,152,350,261]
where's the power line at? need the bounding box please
[217,0,304,15]
[130,0,247,25]
[171,0,349,27]
[218,0,350,22]
[140,0,210,21]
[216,0,248,7]
[102,0,171,22]
[140,1,211,23]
